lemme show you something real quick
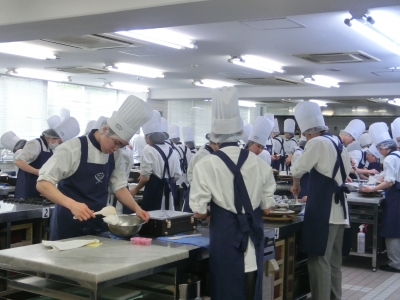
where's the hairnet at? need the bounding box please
[185,141,195,149]
[169,137,180,144]
[13,139,27,153]
[146,132,167,144]
[42,129,60,139]
[245,141,256,149]
[377,139,397,150]
[210,130,243,143]
[205,133,210,141]
[303,126,329,135]
[163,132,170,139]
[285,132,294,137]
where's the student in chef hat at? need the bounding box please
[160,117,169,139]
[59,108,70,122]
[339,119,365,146]
[130,111,181,211]
[1,131,26,153]
[263,113,275,155]
[37,96,153,240]
[182,127,197,153]
[271,118,285,171]
[358,133,372,149]
[245,115,274,165]
[361,122,400,272]
[283,118,298,167]
[291,101,352,299]
[348,142,380,180]
[47,115,61,129]
[240,123,253,148]
[190,87,275,300]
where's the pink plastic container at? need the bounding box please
[130,237,152,246]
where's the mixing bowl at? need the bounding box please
[107,215,145,238]
[288,203,306,215]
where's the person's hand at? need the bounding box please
[369,169,379,175]
[271,155,278,161]
[346,176,353,183]
[194,212,208,219]
[70,202,95,221]
[285,155,292,165]
[136,208,150,222]
[300,196,307,202]
[350,158,356,168]
[290,184,301,198]
[360,186,375,193]
[263,208,271,215]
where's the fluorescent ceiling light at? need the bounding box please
[7,68,69,82]
[239,100,257,107]
[116,29,197,50]
[322,110,334,116]
[105,82,149,93]
[388,99,400,106]
[105,63,164,78]
[0,42,57,60]
[228,55,284,73]
[302,75,340,88]
[193,79,234,88]
[309,99,328,107]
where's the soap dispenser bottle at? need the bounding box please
[357,224,366,253]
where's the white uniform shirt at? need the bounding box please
[291,135,351,225]
[258,149,271,165]
[130,134,147,164]
[190,146,276,272]
[174,143,193,186]
[383,151,400,183]
[284,137,298,155]
[349,149,369,169]
[187,145,213,184]
[38,136,128,193]
[14,138,51,164]
[291,147,303,165]
[272,136,284,156]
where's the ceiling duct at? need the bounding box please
[230,76,302,86]
[293,51,380,64]
[50,66,109,74]
[42,33,146,50]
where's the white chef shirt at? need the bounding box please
[272,136,284,155]
[130,134,147,164]
[291,147,303,165]
[140,143,181,181]
[190,146,276,272]
[258,149,271,165]
[38,135,128,193]
[187,145,213,184]
[284,137,298,155]
[14,138,51,164]
[349,149,369,169]
[382,151,400,183]
[291,135,351,225]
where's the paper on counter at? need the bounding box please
[42,239,100,251]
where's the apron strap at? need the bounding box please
[204,144,214,154]
[290,137,298,146]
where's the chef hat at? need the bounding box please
[294,101,326,133]
[369,122,392,145]
[161,117,169,133]
[142,110,162,135]
[168,124,180,139]
[59,108,70,121]
[358,133,372,147]
[284,119,296,133]
[248,116,273,146]
[211,87,243,134]
[84,120,96,134]
[182,127,194,142]
[107,96,153,142]
[94,116,108,130]
[391,117,400,140]
[53,117,80,142]
[242,123,253,143]
[47,115,61,129]
[264,113,275,126]
[343,119,365,140]
[367,143,381,159]
[273,118,280,133]
[1,131,21,151]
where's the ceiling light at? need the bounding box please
[105,82,149,93]
[344,14,400,56]
[302,75,340,88]
[7,68,69,82]
[388,99,400,106]
[105,63,164,78]
[322,110,334,116]
[0,42,58,60]
[116,29,197,50]
[389,67,400,70]
[288,106,293,112]
[239,100,257,107]
[193,79,234,88]
[309,99,328,107]
[228,55,284,73]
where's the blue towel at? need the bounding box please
[157,234,210,249]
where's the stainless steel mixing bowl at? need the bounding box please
[107,215,145,238]
[288,203,306,215]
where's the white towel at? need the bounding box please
[42,239,100,251]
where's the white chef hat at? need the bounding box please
[367,143,381,159]
[84,120,96,134]
[264,113,275,127]
[343,119,365,140]
[59,108,70,121]
[1,131,21,151]
[242,123,253,143]
[182,127,194,142]
[273,118,280,133]
[168,124,180,139]
[284,119,296,133]
[248,116,273,146]
[53,117,80,142]
[294,101,326,133]
[369,122,392,146]
[211,87,243,134]
[94,116,108,130]
[160,117,169,133]
[391,117,400,140]
[107,96,153,142]
[142,110,162,135]
[47,115,61,129]
[357,133,372,147]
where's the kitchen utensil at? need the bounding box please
[167,234,202,240]
[73,206,116,219]
[107,215,145,238]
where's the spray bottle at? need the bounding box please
[357,224,367,253]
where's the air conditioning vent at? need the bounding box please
[230,76,302,86]
[42,33,146,50]
[50,66,109,74]
[293,51,380,64]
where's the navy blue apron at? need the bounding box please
[271,137,285,170]
[209,144,264,300]
[15,137,53,199]
[368,159,381,172]
[50,134,115,240]
[182,144,214,213]
[141,144,176,211]
[381,152,400,238]
[350,150,367,180]
[300,134,351,256]
[264,138,273,155]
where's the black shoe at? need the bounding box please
[379,265,400,272]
